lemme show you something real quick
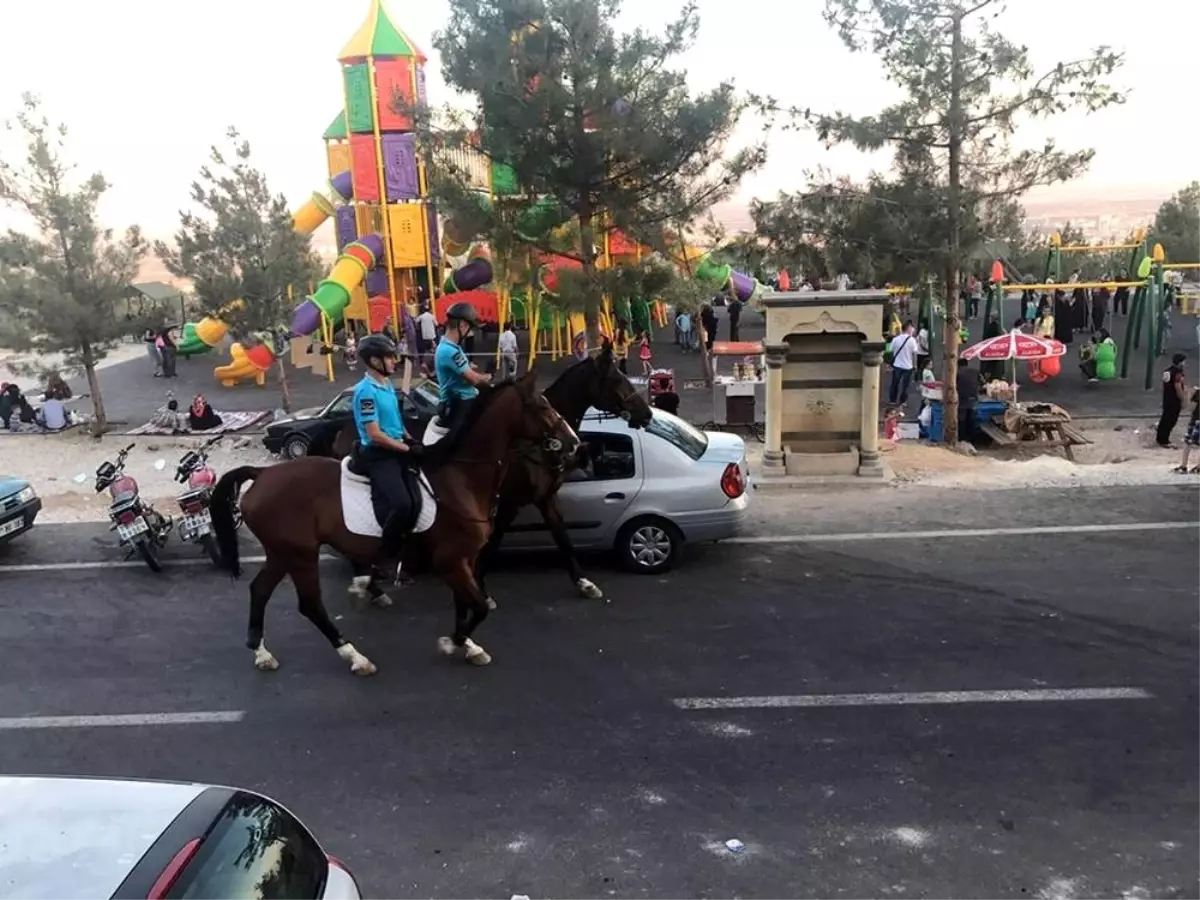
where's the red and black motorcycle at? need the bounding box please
[94,443,173,573]
[174,435,239,568]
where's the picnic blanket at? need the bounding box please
[128,409,270,436]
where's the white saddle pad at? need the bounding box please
[423,418,448,446]
[340,457,436,537]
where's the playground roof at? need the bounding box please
[324,111,347,140]
[339,0,427,62]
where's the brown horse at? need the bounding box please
[208,368,579,676]
[474,347,653,606]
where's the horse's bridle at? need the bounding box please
[431,388,576,522]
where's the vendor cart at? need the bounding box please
[707,341,765,441]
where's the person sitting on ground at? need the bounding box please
[44,372,72,401]
[38,394,67,432]
[0,383,19,430]
[149,394,190,434]
[189,394,223,431]
[1176,387,1200,474]
[1094,329,1117,381]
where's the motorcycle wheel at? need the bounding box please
[136,539,163,573]
[200,533,223,568]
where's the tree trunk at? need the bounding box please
[81,348,107,436]
[276,356,293,414]
[942,8,965,446]
[577,210,603,349]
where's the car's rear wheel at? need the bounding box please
[616,516,680,574]
[283,433,311,460]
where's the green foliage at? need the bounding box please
[1151,182,1200,267]
[428,0,765,331]
[155,129,322,341]
[0,94,147,431]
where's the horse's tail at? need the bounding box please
[210,466,262,577]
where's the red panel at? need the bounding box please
[367,296,392,333]
[435,289,498,325]
[375,59,414,131]
[350,135,379,202]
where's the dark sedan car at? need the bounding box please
[0,476,41,544]
[263,381,440,459]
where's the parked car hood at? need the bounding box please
[0,476,31,497]
[698,431,745,465]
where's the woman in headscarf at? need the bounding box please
[1052,289,1073,345]
[188,394,223,431]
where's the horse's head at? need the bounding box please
[508,368,583,461]
[575,345,654,428]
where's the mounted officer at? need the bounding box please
[434,300,491,445]
[351,334,415,554]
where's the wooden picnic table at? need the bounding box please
[977,403,1091,461]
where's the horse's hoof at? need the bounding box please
[253,650,279,671]
[464,639,491,667]
[485,596,498,611]
[351,659,378,676]
[370,593,394,608]
[436,636,457,657]
[348,576,372,610]
[576,578,604,600]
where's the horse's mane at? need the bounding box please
[543,356,593,399]
[420,380,521,467]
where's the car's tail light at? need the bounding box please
[146,837,202,899]
[720,462,745,499]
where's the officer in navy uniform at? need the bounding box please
[351,334,414,552]
[434,301,491,445]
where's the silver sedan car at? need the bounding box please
[0,776,362,899]
[505,408,751,573]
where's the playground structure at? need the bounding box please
[174,0,769,386]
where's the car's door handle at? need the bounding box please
[604,492,625,501]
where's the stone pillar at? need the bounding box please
[763,342,788,471]
[859,341,886,476]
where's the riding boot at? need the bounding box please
[380,510,407,559]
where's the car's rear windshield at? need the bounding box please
[168,793,326,899]
[646,410,708,460]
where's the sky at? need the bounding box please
[0,0,1194,244]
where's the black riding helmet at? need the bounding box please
[357,333,398,369]
[445,301,480,328]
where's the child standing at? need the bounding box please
[1176,387,1200,474]
[638,331,653,376]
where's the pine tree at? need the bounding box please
[155,129,321,412]
[0,95,147,434]
[761,0,1123,442]
[431,0,765,342]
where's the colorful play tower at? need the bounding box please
[294,0,437,357]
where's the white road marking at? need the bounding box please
[673,687,1153,710]
[0,711,246,730]
[727,521,1197,545]
[0,553,338,574]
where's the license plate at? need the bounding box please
[0,518,25,538]
[183,512,211,535]
[116,519,149,541]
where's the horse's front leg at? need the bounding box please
[538,495,603,600]
[477,498,521,611]
[436,557,493,667]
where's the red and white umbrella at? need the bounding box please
[961,329,1066,361]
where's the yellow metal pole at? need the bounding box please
[365,55,400,338]
[410,59,436,316]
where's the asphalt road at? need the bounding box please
[0,486,1197,898]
